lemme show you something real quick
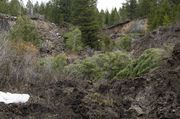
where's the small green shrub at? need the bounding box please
[114,35,132,51]
[65,51,131,81]
[116,48,165,79]
[98,33,113,51]
[10,16,41,46]
[64,28,84,52]
[37,53,67,72]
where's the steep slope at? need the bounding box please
[0,35,179,119]
[95,42,180,118]
[33,20,65,56]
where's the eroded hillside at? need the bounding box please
[0,23,179,119]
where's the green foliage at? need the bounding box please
[0,0,25,16]
[116,48,165,79]
[119,4,128,22]
[126,0,138,20]
[9,0,21,16]
[65,51,131,81]
[64,28,84,52]
[105,10,111,25]
[163,14,171,27]
[174,4,180,22]
[37,54,67,71]
[10,16,41,46]
[98,33,113,51]
[114,35,132,51]
[72,0,100,49]
[44,0,72,24]
[0,0,9,14]
[26,0,33,15]
[147,0,179,30]
[109,8,120,25]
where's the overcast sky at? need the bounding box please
[22,0,125,11]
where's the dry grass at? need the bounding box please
[0,33,60,92]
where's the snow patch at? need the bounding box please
[0,91,30,104]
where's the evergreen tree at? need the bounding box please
[39,2,46,15]
[72,0,100,49]
[119,3,128,22]
[174,4,180,23]
[137,0,152,17]
[148,0,171,30]
[105,10,110,25]
[99,10,106,27]
[0,0,9,14]
[9,0,21,16]
[26,0,33,15]
[110,8,120,25]
[33,2,40,14]
[59,0,72,22]
[126,0,138,20]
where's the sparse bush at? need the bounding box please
[0,34,39,90]
[64,28,84,52]
[116,48,165,79]
[114,35,132,51]
[9,16,41,46]
[37,54,67,72]
[98,33,113,51]
[65,51,131,81]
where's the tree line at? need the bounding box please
[32,0,180,29]
[0,0,180,49]
[99,0,180,29]
[0,0,26,16]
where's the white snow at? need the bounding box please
[0,91,30,104]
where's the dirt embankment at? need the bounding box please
[0,34,180,118]
[33,20,66,56]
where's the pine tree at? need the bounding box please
[105,10,110,25]
[99,10,106,27]
[137,0,151,17]
[110,8,120,25]
[9,0,21,16]
[0,0,9,14]
[72,0,100,49]
[26,0,33,16]
[33,2,40,14]
[119,3,128,22]
[175,4,180,23]
[148,0,171,30]
[126,0,138,20]
[59,0,72,22]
